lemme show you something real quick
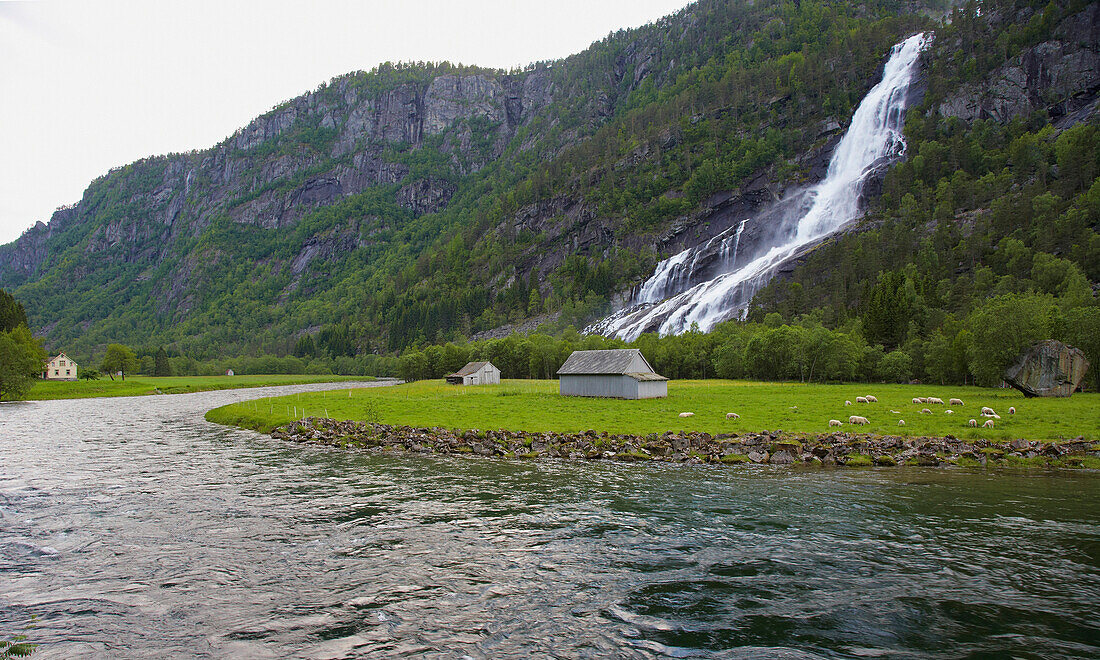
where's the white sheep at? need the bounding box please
[856,396,868,403]
[898,420,906,427]
[1008,406,1016,414]
[920,408,933,415]
[983,419,995,429]
[917,397,928,403]
[912,398,923,405]
[678,412,694,418]
[725,412,740,420]
[968,419,978,427]
[890,409,901,414]
[981,406,995,416]
[945,409,954,414]
[928,397,945,405]
[866,395,878,403]
[845,400,852,406]
[829,419,843,427]
[949,398,964,406]
[848,415,870,425]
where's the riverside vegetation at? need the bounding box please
[205,380,1100,468]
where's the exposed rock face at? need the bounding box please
[1004,340,1090,397]
[939,4,1100,125]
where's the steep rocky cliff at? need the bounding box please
[2,0,1093,360]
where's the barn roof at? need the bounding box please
[447,361,492,377]
[557,349,662,376]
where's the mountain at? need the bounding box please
[1,0,1096,373]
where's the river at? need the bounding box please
[2,384,1098,658]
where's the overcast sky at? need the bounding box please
[0,0,691,245]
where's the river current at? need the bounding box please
[2,384,1098,658]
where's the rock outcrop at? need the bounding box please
[1004,340,1090,397]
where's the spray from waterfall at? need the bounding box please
[590,32,930,340]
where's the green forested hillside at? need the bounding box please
[1,0,1096,388]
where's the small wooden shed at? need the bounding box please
[557,349,667,399]
[445,361,501,386]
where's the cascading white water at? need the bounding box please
[592,32,929,341]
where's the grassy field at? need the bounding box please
[206,379,1100,443]
[27,374,370,400]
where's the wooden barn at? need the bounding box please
[557,349,667,399]
[445,361,501,386]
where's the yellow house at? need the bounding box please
[43,352,78,380]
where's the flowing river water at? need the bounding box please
[2,384,1098,658]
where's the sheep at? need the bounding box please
[725,412,740,420]
[829,419,843,427]
[928,397,945,405]
[981,406,995,416]
[898,420,906,427]
[845,400,852,406]
[968,419,978,427]
[945,409,954,414]
[983,419,995,429]
[856,396,868,403]
[1008,406,1016,414]
[848,415,870,425]
[678,412,694,418]
[920,408,933,415]
[866,395,878,403]
[916,397,928,403]
[890,410,901,414]
[949,398,964,406]
[912,398,923,405]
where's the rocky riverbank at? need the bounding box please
[272,418,1100,468]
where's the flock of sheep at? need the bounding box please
[675,396,1017,431]
[828,396,1015,430]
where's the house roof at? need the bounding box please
[557,349,663,377]
[446,361,493,377]
[626,372,668,382]
[49,352,77,365]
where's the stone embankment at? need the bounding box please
[273,418,1099,468]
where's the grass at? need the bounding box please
[26,374,369,400]
[205,379,1100,442]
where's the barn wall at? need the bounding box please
[636,380,668,399]
[559,374,635,398]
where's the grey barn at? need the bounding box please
[445,361,501,385]
[557,349,668,399]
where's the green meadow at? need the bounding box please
[27,374,368,400]
[206,379,1100,443]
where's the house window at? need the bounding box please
[66,370,71,375]
[54,370,59,376]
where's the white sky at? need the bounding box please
[0,0,691,245]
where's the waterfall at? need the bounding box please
[590,32,929,341]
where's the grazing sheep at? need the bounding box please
[725,412,740,420]
[983,419,995,428]
[945,409,954,414]
[898,420,906,427]
[848,415,870,425]
[1008,406,1016,414]
[890,410,901,414]
[845,400,852,406]
[917,397,928,403]
[866,395,878,403]
[912,398,923,405]
[949,398,964,406]
[678,412,694,418]
[856,396,868,403]
[968,419,978,427]
[920,408,933,415]
[981,406,995,416]
[928,397,945,405]
[829,419,843,427]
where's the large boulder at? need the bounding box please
[1004,340,1090,397]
